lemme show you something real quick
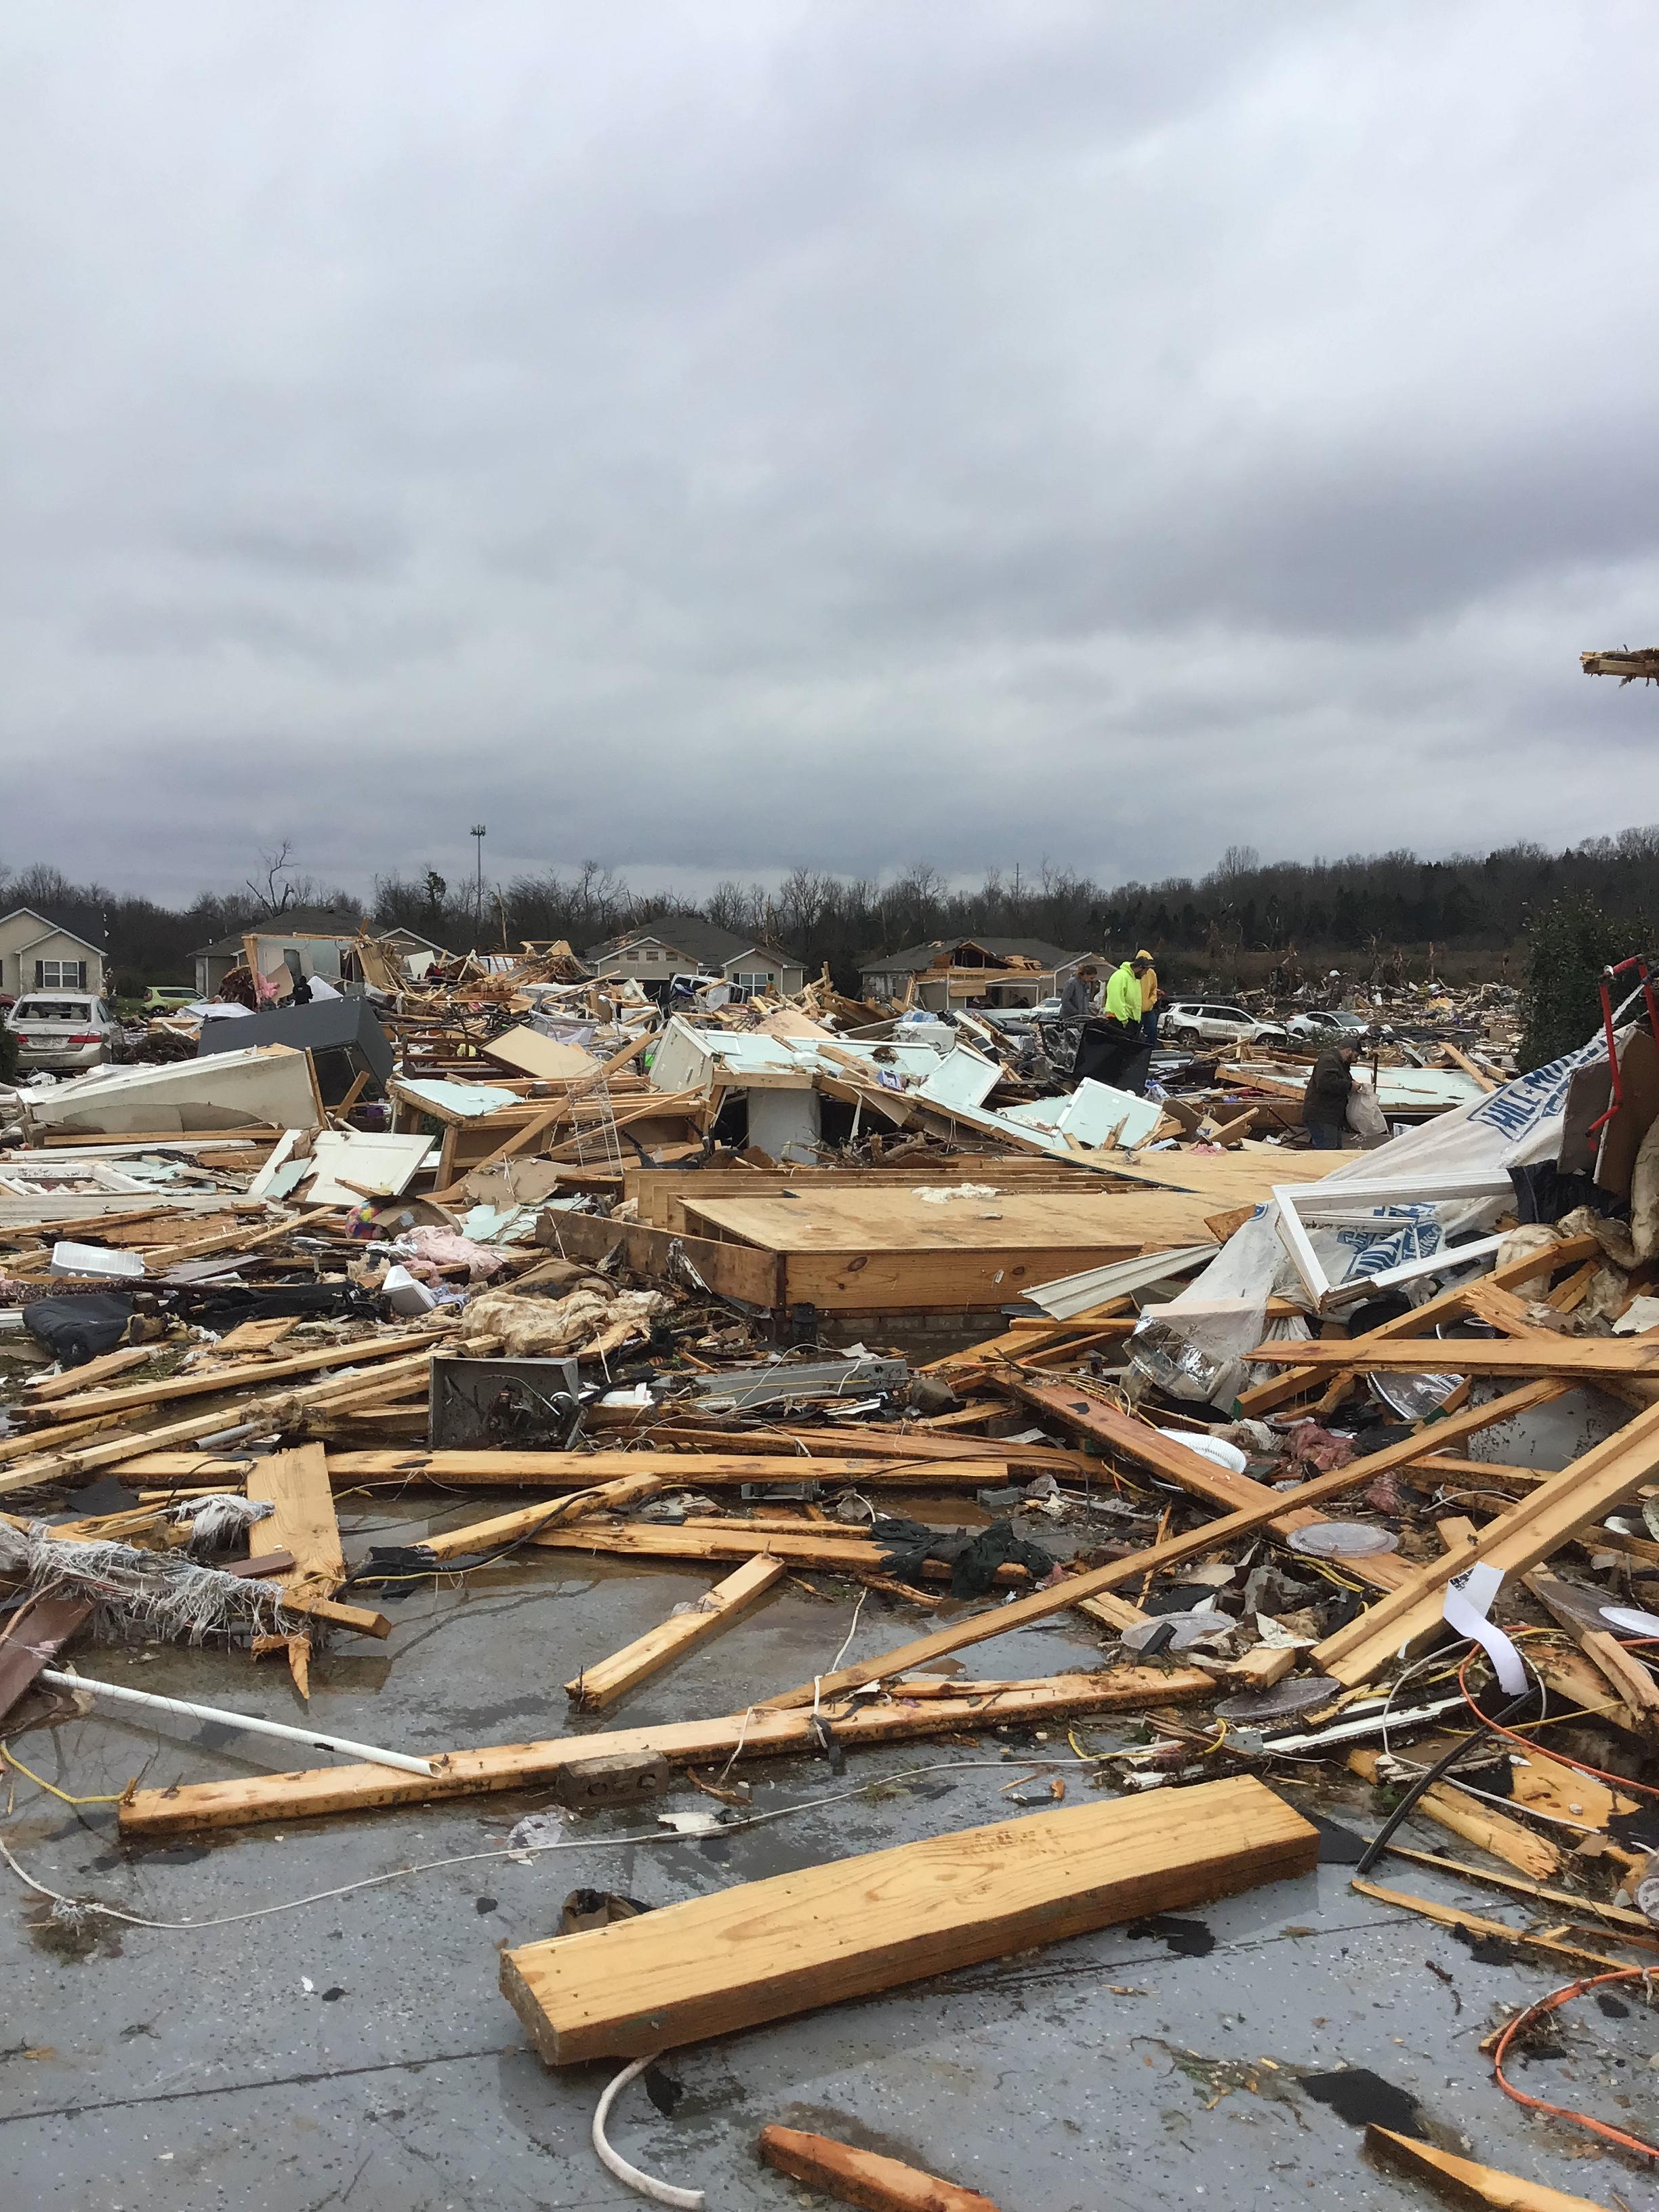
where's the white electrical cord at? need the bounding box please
[828,1590,866,1675]
[0,1755,1107,1934]
[592,2053,705,2209]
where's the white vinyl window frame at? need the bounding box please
[1271,1176,1510,1315]
[35,959,88,989]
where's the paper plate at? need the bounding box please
[1215,1675,1343,1723]
[1288,1521,1399,1559]
[1599,1605,1659,1638]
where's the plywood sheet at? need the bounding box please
[1092,1149,1338,1201]
[480,1026,600,1081]
[680,1187,1225,1255]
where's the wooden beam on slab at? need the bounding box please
[245,1443,344,1696]
[245,1446,344,1606]
[566,1555,786,1711]
[994,1368,1416,1594]
[1313,1397,1659,1687]
[1365,2126,1616,2212]
[582,1423,1091,1469]
[759,1380,1567,1712]
[30,1330,439,1424]
[1349,1879,1637,1975]
[22,1347,156,1402]
[1378,1843,1659,1940]
[531,1520,1039,1581]
[1235,1233,1601,1416]
[1248,1335,1659,1380]
[117,1668,1216,1837]
[417,1474,667,1560]
[758,2127,1002,2212]
[112,1449,1027,1490]
[501,1777,1318,2064]
[276,1589,391,1639]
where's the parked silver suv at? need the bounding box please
[5,993,124,1072]
[1160,1000,1286,1050]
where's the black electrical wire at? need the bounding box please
[1354,1679,1541,1877]
[343,1486,598,1587]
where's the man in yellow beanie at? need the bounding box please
[1135,949,1160,1049]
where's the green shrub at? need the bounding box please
[1518,892,1633,1071]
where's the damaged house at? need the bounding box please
[859,935,1095,1010]
[586,910,807,999]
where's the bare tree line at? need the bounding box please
[4,827,1654,994]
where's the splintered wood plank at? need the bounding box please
[245,1443,344,1695]
[23,1347,155,1401]
[500,1777,1319,2064]
[1364,2127,1616,2212]
[211,1316,301,1357]
[417,1473,665,1560]
[245,1446,344,1602]
[1580,1631,1659,1729]
[117,1669,1216,1836]
[1348,1752,1559,1880]
[758,2127,1002,2212]
[759,1380,1566,1712]
[531,1521,1038,1581]
[1313,1397,1659,1687]
[566,1555,786,1710]
[29,1330,436,1422]
[1249,1336,1659,1379]
[1235,1233,1601,1416]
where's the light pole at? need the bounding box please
[470,825,486,942]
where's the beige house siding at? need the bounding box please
[594,937,804,994]
[0,913,105,1000]
[592,936,682,980]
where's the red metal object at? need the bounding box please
[1586,956,1659,1138]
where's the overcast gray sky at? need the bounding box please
[3,2,1657,905]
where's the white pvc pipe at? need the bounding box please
[592,2053,705,2209]
[39,1669,434,1776]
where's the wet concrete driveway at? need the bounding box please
[3,1494,1655,2210]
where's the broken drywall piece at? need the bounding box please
[16,1046,324,1136]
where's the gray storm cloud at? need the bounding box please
[1,1,1656,901]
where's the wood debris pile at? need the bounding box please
[4,960,1659,2205]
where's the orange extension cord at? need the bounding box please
[1456,1640,1659,1801]
[1491,1967,1659,2160]
[1447,1638,1659,2156]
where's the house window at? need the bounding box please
[735,971,775,991]
[35,960,87,989]
[642,949,659,963]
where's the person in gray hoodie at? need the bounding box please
[1303,1042,1356,1149]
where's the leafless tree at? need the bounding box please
[245,842,301,916]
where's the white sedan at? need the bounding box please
[5,992,125,1073]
